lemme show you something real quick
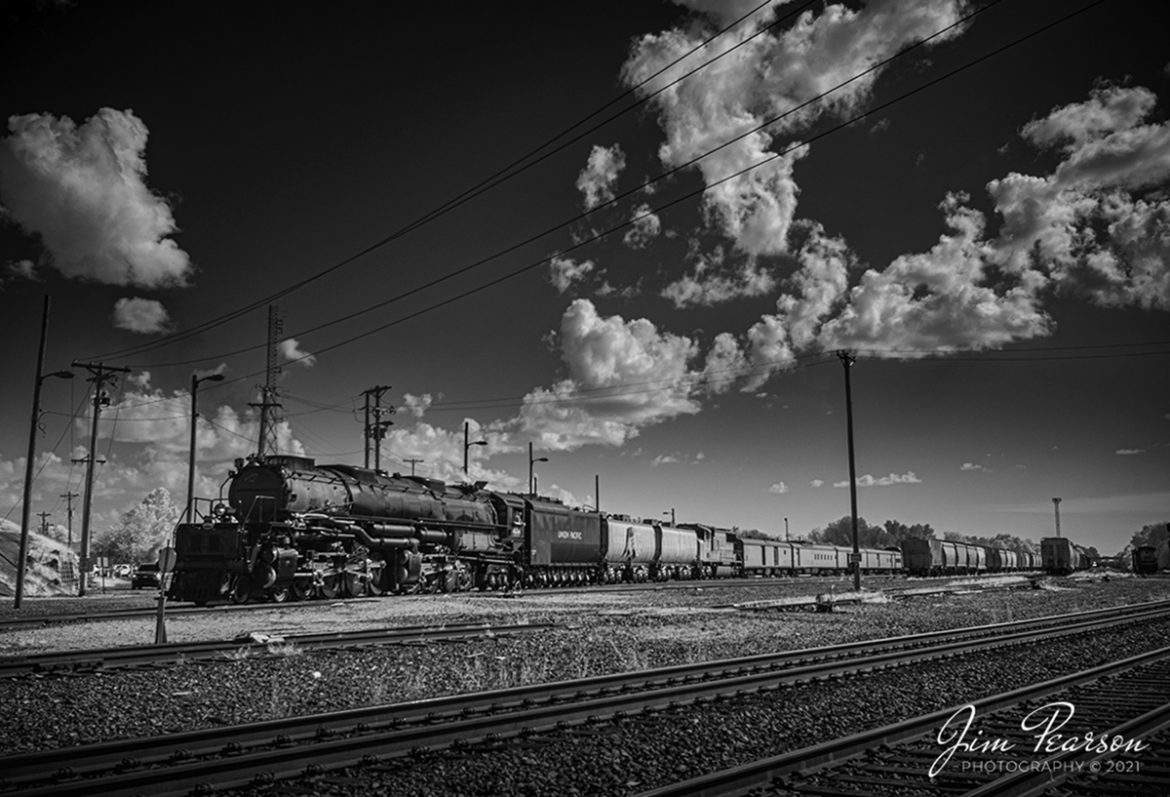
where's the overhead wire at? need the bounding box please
[121,0,1010,375]
[85,0,798,363]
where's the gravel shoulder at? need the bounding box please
[2,573,1168,757]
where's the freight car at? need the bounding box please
[1040,536,1093,575]
[900,538,1037,577]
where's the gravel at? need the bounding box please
[1,573,1168,795]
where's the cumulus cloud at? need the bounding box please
[279,338,316,367]
[576,144,626,210]
[515,299,702,449]
[833,471,922,487]
[960,462,986,471]
[549,256,595,293]
[0,108,191,287]
[402,393,434,418]
[623,204,662,249]
[652,454,678,466]
[988,83,1170,310]
[1115,448,1145,455]
[622,0,968,255]
[768,481,789,494]
[662,253,777,307]
[112,297,171,334]
[810,478,825,488]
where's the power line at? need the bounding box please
[84,0,795,364]
[121,0,1009,375]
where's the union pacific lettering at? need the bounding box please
[557,530,584,540]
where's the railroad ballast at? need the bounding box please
[170,455,1078,605]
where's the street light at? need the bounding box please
[663,508,675,526]
[528,442,548,496]
[186,372,225,523]
[16,296,73,609]
[463,421,486,478]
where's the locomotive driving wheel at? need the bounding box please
[290,580,311,601]
[319,573,342,599]
[230,575,253,605]
[344,570,366,597]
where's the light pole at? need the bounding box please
[785,517,789,541]
[663,508,675,526]
[186,372,225,523]
[463,421,486,479]
[1052,497,1062,538]
[16,296,73,609]
[528,442,548,496]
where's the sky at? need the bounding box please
[1,0,1167,557]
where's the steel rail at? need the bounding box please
[4,601,1169,796]
[0,621,556,677]
[634,646,1170,797]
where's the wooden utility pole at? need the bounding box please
[361,385,393,471]
[837,351,862,592]
[72,360,130,597]
[60,491,78,547]
[37,512,51,536]
[404,458,423,476]
[18,296,73,608]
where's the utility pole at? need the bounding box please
[17,296,74,608]
[1052,497,1062,538]
[250,304,283,458]
[37,512,51,536]
[361,385,394,472]
[363,392,371,468]
[72,360,130,597]
[837,350,862,592]
[404,458,423,477]
[785,517,789,542]
[595,475,600,513]
[60,491,78,547]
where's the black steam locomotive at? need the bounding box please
[171,455,900,605]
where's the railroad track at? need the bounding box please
[638,647,1170,796]
[0,621,555,678]
[3,600,1168,796]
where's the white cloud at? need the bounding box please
[833,471,922,488]
[549,256,595,293]
[662,255,777,308]
[576,144,626,210]
[768,482,789,494]
[960,462,986,471]
[651,454,678,466]
[810,479,825,488]
[622,0,968,255]
[0,109,191,287]
[515,299,702,449]
[1115,448,1145,456]
[279,338,317,367]
[402,393,433,418]
[6,259,37,282]
[623,204,662,249]
[112,297,171,334]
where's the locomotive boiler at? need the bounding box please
[172,455,526,605]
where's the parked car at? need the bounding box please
[113,563,133,578]
[131,563,160,590]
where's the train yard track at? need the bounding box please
[638,646,1170,796]
[0,621,555,678]
[3,600,1168,796]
